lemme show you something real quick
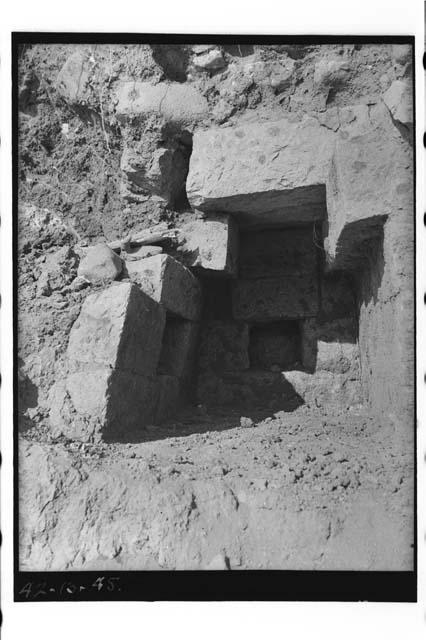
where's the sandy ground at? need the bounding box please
[19,403,414,571]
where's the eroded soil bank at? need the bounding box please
[20,405,414,571]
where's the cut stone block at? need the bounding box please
[126,254,202,321]
[177,214,238,276]
[239,227,317,279]
[50,368,158,442]
[77,244,123,283]
[67,282,165,377]
[198,321,249,374]
[186,117,334,227]
[115,81,208,125]
[232,275,318,321]
[154,375,181,423]
[324,103,413,270]
[157,317,199,379]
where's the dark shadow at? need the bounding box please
[223,44,254,57]
[106,386,304,445]
[17,365,39,433]
[151,45,189,82]
[349,223,385,308]
[18,70,40,116]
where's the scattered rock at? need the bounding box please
[314,57,350,88]
[194,49,226,71]
[269,58,296,92]
[77,244,123,283]
[71,275,90,291]
[240,416,254,428]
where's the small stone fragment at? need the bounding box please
[314,58,350,88]
[194,49,226,70]
[240,416,254,428]
[71,275,90,291]
[77,244,123,283]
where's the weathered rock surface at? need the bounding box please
[194,49,226,70]
[115,81,208,125]
[67,282,165,376]
[313,57,350,88]
[324,103,413,269]
[77,244,123,283]
[49,283,168,440]
[283,370,362,408]
[120,144,188,206]
[56,51,90,104]
[382,80,413,132]
[177,214,238,276]
[127,254,202,321]
[50,367,159,442]
[301,318,359,375]
[186,118,334,226]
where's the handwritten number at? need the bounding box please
[18,582,32,599]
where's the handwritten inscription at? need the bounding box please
[18,576,122,599]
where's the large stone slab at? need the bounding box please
[126,254,202,321]
[324,103,413,269]
[186,117,334,227]
[67,282,165,377]
[177,214,238,276]
[232,275,318,321]
[115,81,208,125]
[239,227,317,279]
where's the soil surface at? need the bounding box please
[20,404,414,571]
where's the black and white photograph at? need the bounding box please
[12,32,417,600]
